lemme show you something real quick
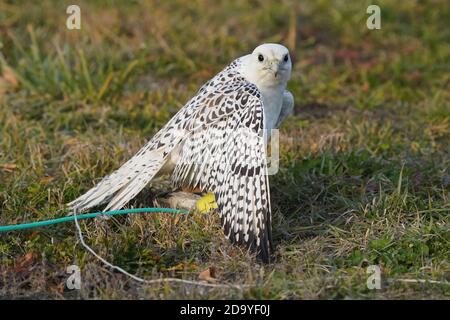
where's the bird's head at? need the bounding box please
[241,43,292,89]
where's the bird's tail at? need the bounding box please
[67,126,185,213]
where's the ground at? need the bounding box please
[0,0,449,299]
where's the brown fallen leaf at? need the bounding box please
[1,163,17,172]
[14,252,35,273]
[198,266,217,283]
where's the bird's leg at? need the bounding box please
[181,186,203,194]
[180,186,217,213]
[178,186,217,213]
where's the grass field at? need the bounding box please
[0,0,449,299]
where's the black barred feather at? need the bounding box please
[68,58,273,262]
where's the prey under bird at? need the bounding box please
[68,43,294,262]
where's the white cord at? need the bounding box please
[72,209,246,289]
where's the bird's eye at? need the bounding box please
[258,54,264,62]
[284,54,289,62]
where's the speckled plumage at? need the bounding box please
[68,44,294,262]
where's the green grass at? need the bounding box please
[0,0,449,299]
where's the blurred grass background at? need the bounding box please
[0,0,449,299]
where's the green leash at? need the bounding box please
[0,208,188,233]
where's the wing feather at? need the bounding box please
[67,58,273,262]
[172,70,273,262]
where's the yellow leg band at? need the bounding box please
[195,192,218,213]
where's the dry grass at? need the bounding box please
[0,0,449,299]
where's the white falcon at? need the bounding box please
[68,43,294,262]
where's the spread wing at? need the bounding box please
[68,59,273,262]
[172,66,273,262]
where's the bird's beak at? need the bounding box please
[269,60,282,78]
